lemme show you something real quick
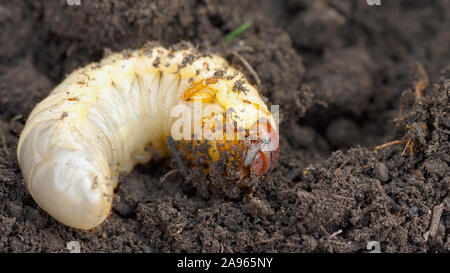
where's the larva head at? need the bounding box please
[244,119,279,177]
[172,57,279,197]
[172,119,278,198]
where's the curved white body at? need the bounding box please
[17,45,275,229]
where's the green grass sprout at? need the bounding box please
[223,21,252,43]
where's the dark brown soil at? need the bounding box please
[0,0,448,253]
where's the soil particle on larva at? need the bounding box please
[232,79,249,94]
[152,57,161,68]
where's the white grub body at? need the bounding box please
[17,43,276,230]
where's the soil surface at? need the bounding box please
[0,0,449,252]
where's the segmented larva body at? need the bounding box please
[17,43,278,230]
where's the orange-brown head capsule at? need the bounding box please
[245,120,279,178]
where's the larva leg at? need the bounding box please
[17,43,279,229]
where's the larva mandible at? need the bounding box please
[17,43,279,230]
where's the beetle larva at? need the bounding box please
[17,43,279,229]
